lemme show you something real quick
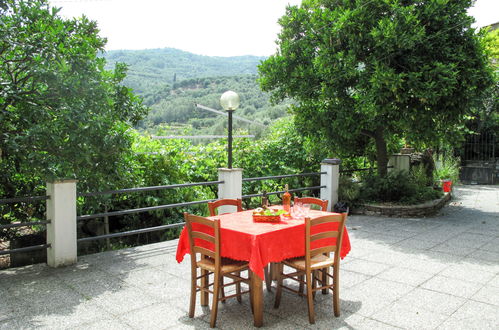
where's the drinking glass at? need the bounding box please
[302,203,311,217]
[293,201,303,220]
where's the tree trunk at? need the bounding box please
[374,127,389,177]
[361,127,389,177]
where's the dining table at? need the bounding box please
[175,207,351,327]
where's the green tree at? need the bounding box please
[0,0,148,199]
[259,0,493,176]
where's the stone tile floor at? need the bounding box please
[0,185,497,329]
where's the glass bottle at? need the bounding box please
[261,191,269,208]
[282,184,291,213]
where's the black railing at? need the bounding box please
[75,180,223,242]
[242,172,325,182]
[0,244,51,256]
[0,195,50,204]
[242,172,325,200]
[242,186,325,199]
[78,180,224,197]
[77,199,216,221]
[77,223,184,243]
[340,166,393,174]
[0,195,51,257]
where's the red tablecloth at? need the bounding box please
[176,209,351,279]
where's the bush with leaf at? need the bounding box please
[358,170,442,205]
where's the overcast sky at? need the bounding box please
[49,0,498,57]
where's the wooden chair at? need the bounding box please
[184,212,251,328]
[208,198,271,292]
[294,197,329,211]
[208,198,243,216]
[273,213,348,324]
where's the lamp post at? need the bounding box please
[220,91,240,169]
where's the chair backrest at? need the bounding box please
[295,197,328,211]
[184,212,220,265]
[304,213,348,268]
[208,198,243,216]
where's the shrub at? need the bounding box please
[358,170,442,205]
[434,154,460,183]
[338,176,361,205]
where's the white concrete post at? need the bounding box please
[388,154,411,173]
[217,168,243,214]
[320,159,341,212]
[46,179,77,267]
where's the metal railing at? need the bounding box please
[242,172,325,182]
[76,180,223,243]
[0,195,51,256]
[78,181,223,197]
[242,172,325,199]
[340,166,393,174]
[0,195,49,204]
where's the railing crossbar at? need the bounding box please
[340,165,393,174]
[78,181,224,197]
[77,222,185,243]
[243,172,325,182]
[242,185,325,199]
[0,244,51,256]
[77,199,217,221]
[0,195,49,205]
[0,220,51,230]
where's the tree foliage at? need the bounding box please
[259,0,494,176]
[0,0,148,198]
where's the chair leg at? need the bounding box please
[299,274,304,294]
[306,271,315,324]
[322,267,329,294]
[189,266,197,318]
[210,271,221,328]
[201,269,209,306]
[274,263,284,308]
[220,277,226,303]
[333,266,340,317]
[236,271,242,303]
[312,270,317,300]
[249,271,254,314]
[264,264,272,292]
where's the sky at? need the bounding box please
[49,0,498,57]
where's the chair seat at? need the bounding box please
[283,254,334,271]
[198,257,249,274]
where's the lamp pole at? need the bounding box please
[220,91,240,169]
[227,109,233,169]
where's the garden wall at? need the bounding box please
[353,192,451,217]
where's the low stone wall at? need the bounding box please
[352,192,451,217]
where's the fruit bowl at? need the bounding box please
[252,208,288,223]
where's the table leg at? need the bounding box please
[250,270,263,327]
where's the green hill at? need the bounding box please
[102,48,291,135]
[103,48,266,94]
[140,75,292,137]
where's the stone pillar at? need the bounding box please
[217,168,243,214]
[388,154,411,172]
[46,180,77,267]
[320,159,341,212]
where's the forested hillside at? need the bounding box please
[140,75,292,137]
[102,48,291,135]
[103,48,265,94]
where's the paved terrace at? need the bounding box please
[1,185,498,329]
